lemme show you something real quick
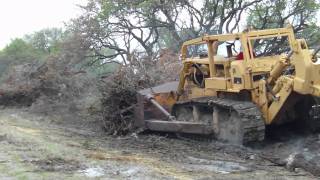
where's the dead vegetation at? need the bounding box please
[0,55,100,124]
[99,69,138,135]
[99,49,180,135]
[0,49,180,136]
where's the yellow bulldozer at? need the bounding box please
[134,25,320,144]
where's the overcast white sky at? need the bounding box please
[0,0,87,49]
[0,1,319,50]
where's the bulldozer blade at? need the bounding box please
[145,119,213,134]
[138,81,179,96]
[134,81,178,128]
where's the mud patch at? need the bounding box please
[286,152,320,176]
[30,157,83,172]
[185,156,251,174]
[255,133,320,177]
[0,109,316,179]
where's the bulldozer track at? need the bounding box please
[172,97,265,144]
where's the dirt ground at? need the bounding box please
[0,108,319,179]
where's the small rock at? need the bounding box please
[286,152,298,169]
[249,154,256,160]
[131,133,138,139]
[294,167,305,173]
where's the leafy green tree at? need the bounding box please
[74,0,320,67]
[0,28,67,65]
[24,28,66,55]
[247,0,320,47]
[0,38,41,79]
[1,38,41,62]
[71,0,262,65]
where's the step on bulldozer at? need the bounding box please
[134,25,320,145]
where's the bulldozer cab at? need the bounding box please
[178,26,297,96]
[135,26,320,145]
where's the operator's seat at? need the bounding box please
[236,52,244,60]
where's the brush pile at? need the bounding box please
[99,49,181,135]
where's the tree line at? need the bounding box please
[1,0,320,76]
[72,0,320,66]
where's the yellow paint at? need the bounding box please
[173,25,320,125]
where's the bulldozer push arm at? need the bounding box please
[258,38,320,124]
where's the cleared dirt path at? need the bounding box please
[0,109,316,179]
